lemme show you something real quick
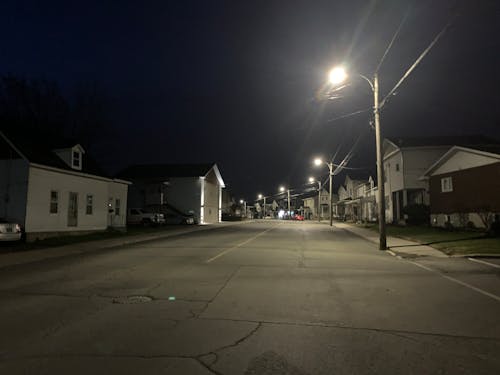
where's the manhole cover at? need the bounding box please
[112,295,153,304]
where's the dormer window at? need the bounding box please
[72,150,82,170]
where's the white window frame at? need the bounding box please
[50,190,59,214]
[72,150,82,170]
[86,194,93,215]
[441,176,453,193]
[115,198,121,216]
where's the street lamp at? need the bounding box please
[279,186,291,219]
[308,177,322,222]
[314,158,334,226]
[240,199,247,219]
[257,194,266,218]
[327,66,387,250]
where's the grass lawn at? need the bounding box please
[358,224,500,256]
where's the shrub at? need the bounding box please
[403,204,430,225]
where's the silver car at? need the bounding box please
[0,219,22,241]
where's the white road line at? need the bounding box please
[409,261,500,303]
[205,224,280,263]
[468,257,500,269]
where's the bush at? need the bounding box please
[403,204,430,225]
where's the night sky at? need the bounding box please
[1,0,499,201]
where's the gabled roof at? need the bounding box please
[0,129,107,177]
[117,163,225,187]
[423,145,500,177]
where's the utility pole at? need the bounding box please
[328,163,334,227]
[373,73,387,250]
[287,189,291,217]
[318,181,322,222]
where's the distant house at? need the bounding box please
[334,173,376,222]
[383,136,498,224]
[334,185,349,220]
[116,163,225,224]
[302,188,331,220]
[0,131,129,241]
[422,145,500,228]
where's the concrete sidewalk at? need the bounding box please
[0,221,252,269]
[333,222,448,258]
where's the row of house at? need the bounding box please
[304,136,500,229]
[0,131,225,241]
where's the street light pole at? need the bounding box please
[257,194,266,219]
[314,159,335,227]
[287,189,291,216]
[373,73,387,250]
[240,199,247,219]
[263,196,266,218]
[331,68,387,250]
[317,181,322,222]
[328,163,334,227]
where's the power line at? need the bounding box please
[380,15,456,109]
[326,108,371,123]
[375,8,410,74]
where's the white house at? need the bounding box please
[383,137,452,224]
[0,131,130,241]
[334,173,376,222]
[302,188,331,220]
[116,163,225,224]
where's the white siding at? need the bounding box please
[402,147,448,188]
[432,150,500,176]
[384,151,404,193]
[203,177,219,224]
[25,166,109,233]
[108,181,129,228]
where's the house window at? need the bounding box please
[441,177,453,192]
[115,199,121,216]
[86,195,93,215]
[72,150,81,169]
[395,163,400,171]
[50,191,58,213]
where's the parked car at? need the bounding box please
[0,219,22,241]
[127,208,165,226]
[166,212,195,225]
[293,214,304,221]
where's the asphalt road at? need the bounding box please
[1,221,499,374]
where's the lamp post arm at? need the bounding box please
[358,74,374,92]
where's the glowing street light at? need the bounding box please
[327,65,387,250]
[328,66,348,85]
[308,177,322,222]
[314,158,334,226]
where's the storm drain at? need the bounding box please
[112,295,153,304]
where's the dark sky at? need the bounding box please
[1,0,499,201]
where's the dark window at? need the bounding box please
[395,163,400,171]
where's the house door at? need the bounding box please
[68,192,78,227]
